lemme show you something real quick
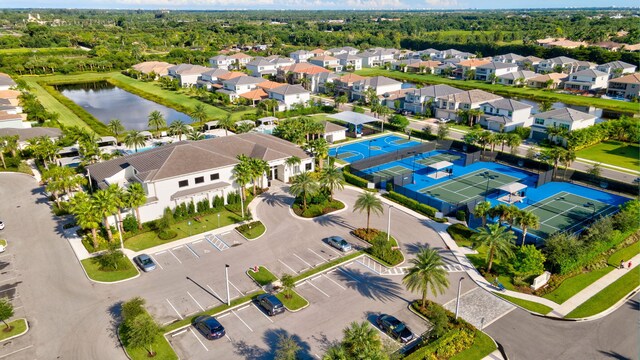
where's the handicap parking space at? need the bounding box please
[217,231,246,247]
[189,239,218,257]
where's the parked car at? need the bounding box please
[325,236,352,252]
[0,221,4,230]
[133,254,157,272]
[256,294,285,316]
[437,118,450,124]
[376,314,414,343]
[194,316,226,340]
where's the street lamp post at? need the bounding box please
[117,219,124,251]
[386,205,393,242]
[455,277,464,320]
[225,264,231,306]
[217,213,221,228]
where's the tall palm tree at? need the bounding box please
[488,203,510,224]
[341,321,383,360]
[310,138,329,170]
[248,157,269,194]
[467,109,483,127]
[353,192,383,232]
[403,247,450,309]
[126,183,147,230]
[168,120,189,141]
[92,189,118,242]
[334,95,348,111]
[543,147,565,179]
[70,192,101,249]
[471,223,516,273]
[289,171,319,211]
[506,133,522,155]
[124,130,147,153]
[107,119,125,138]
[473,201,491,227]
[108,184,127,234]
[319,165,345,202]
[515,210,540,247]
[504,205,520,229]
[217,115,235,136]
[147,110,166,138]
[561,148,576,180]
[232,159,253,203]
[191,103,208,124]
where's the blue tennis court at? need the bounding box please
[329,134,421,163]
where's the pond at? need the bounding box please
[57,82,193,130]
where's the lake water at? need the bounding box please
[57,82,193,131]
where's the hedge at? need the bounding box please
[342,165,370,188]
[384,191,438,218]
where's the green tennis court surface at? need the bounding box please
[337,151,359,159]
[416,153,461,167]
[524,191,618,238]
[419,169,519,205]
[368,165,411,178]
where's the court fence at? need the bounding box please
[350,142,436,172]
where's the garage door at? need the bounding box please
[530,130,547,141]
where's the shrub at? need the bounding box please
[389,114,410,129]
[353,228,403,266]
[447,223,476,243]
[236,221,262,234]
[456,210,466,221]
[157,230,177,240]
[342,166,370,188]
[212,195,224,209]
[122,214,139,232]
[187,201,196,215]
[96,248,125,271]
[511,126,531,140]
[509,245,546,278]
[383,191,438,218]
[156,207,173,232]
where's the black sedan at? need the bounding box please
[194,316,226,340]
[376,314,414,343]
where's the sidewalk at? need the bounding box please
[26,159,42,183]
[575,157,640,175]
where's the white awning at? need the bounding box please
[498,182,528,194]
[328,111,378,125]
[428,160,453,171]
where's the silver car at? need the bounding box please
[325,236,352,252]
[133,254,157,272]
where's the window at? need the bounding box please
[210,173,220,181]
[508,111,513,117]
[305,162,312,171]
[534,118,545,125]
[591,78,596,81]
[559,124,570,130]
[178,180,188,188]
[195,176,204,184]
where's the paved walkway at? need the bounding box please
[26,159,42,183]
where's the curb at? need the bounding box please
[245,265,275,289]
[0,171,37,181]
[116,326,133,360]
[287,199,349,221]
[564,284,640,322]
[0,318,29,343]
[234,221,267,241]
[76,255,141,285]
[281,290,310,313]
[164,297,260,336]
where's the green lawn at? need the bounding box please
[565,269,640,319]
[495,293,554,315]
[608,241,640,267]
[355,68,640,114]
[450,330,497,360]
[0,47,78,54]
[247,266,278,286]
[276,290,309,311]
[466,251,517,291]
[0,319,28,341]
[542,267,613,304]
[80,256,139,282]
[124,333,177,360]
[124,210,242,251]
[236,221,266,240]
[577,140,640,172]
[447,223,475,248]
[0,239,6,247]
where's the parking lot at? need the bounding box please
[166,261,436,360]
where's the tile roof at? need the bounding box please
[482,98,532,111]
[281,63,330,75]
[354,76,402,88]
[337,73,367,83]
[534,108,596,122]
[229,52,252,59]
[529,73,568,82]
[0,127,62,141]
[0,111,22,122]
[0,90,20,99]
[310,55,338,62]
[202,68,231,77]
[477,62,518,70]
[569,69,608,77]
[269,84,309,96]
[257,80,286,90]
[408,84,463,98]
[598,61,636,69]
[323,121,346,133]
[0,74,16,87]
[132,61,175,75]
[311,48,327,55]
[458,59,491,67]
[609,73,640,84]
[223,76,264,86]
[437,89,502,104]
[239,88,269,100]
[497,70,538,80]
[217,71,246,81]
[169,64,211,75]
[171,182,231,201]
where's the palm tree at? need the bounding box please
[108,184,127,234]
[248,157,269,194]
[217,115,236,136]
[232,159,253,204]
[504,205,520,229]
[353,192,383,232]
[191,103,208,124]
[341,322,383,359]
[334,94,348,111]
[147,110,166,138]
[124,130,147,153]
[473,201,491,227]
[488,203,510,224]
[285,156,301,178]
[561,148,576,180]
[310,138,329,170]
[506,133,522,155]
[539,100,553,113]
[92,189,118,242]
[70,193,101,249]
[546,126,568,145]
[515,210,539,247]
[126,183,147,230]
[107,119,125,138]
[403,247,450,309]
[467,109,483,127]
[543,147,565,179]
[186,128,204,141]
[319,165,345,202]
[289,171,319,211]
[471,223,515,273]
[168,120,189,141]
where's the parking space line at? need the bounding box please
[337,267,361,283]
[278,259,298,273]
[236,305,250,311]
[168,249,182,264]
[0,277,16,284]
[193,239,203,244]
[155,250,167,255]
[0,345,34,359]
[187,291,205,312]
[294,253,312,267]
[217,312,231,319]
[321,243,342,256]
[232,310,253,332]
[307,280,330,297]
[186,243,200,258]
[171,329,187,337]
[148,254,163,270]
[308,248,328,263]
[166,299,183,320]
[190,328,209,351]
[229,281,244,296]
[323,274,346,290]
[252,304,274,323]
[225,334,232,342]
[0,285,18,293]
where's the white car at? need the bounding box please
[0,245,4,253]
[0,221,4,230]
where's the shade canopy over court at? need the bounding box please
[428,160,453,171]
[328,111,378,125]
[498,182,528,194]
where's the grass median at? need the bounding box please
[247,266,278,286]
[80,256,138,282]
[0,319,28,341]
[236,221,265,240]
[565,269,640,319]
[542,267,613,304]
[276,290,309,311]
[450,330,497,360]
[495,293,554,315]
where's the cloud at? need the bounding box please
[424,0,459,7]
[113,0,403,8]
[344,0,404,8]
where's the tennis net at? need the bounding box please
[526,199,594,221]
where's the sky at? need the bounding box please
[0,0,636,10]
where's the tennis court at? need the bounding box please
[419,168,520,205]
[330,134,421,163]
[415,152,461,167]
[367,165,412,179]
[523,191,618,239]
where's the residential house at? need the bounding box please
[351,76,402,102]
[310,49,328,56]
[0,73,16,91]
[268,84,310,111]
[593,41,625,51]
[529,108,596,142]
[542,39,589,49]
[411,48,439,59]
[209,55,234,70]
[496,70,538,86]
[289,50,314,63]
[0,111,26,129]
[86,133,313,222]
[478,99,533,132]
[493,53,525,64]
[277,63,331,93]
[382,88,415,111]
[316,72,340,95]
[403,84,463,114]
[321,121,347,143]
[434,63,457,76]
[198,68,231,90]
[520,56,543,71]
[217,76,265,102]
[358,49,395,68]
[269,57,296,70]
[576,61,596,71]
[537,56,581,74]
[563,69,609,91]
[0,98,22,114]
[229,53,253,68]
[433,49,476,61]
[256,80,285,92]
[335,53,362,71]
[246,58,278,78]
[327,46,359,56]
[390,59,422,71]
[453,59,491,79]
[606,73,640,99]
[308,55,342,72]
[475,62,519,81]
[333,73,368,97]
[434,89,502,121]
[0,127,62,149]
[239,88,269,106]
[132,61,174,77]
[167,64,211,87]
[527,73,568,89]
[595,61,637,78]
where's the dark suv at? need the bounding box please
[194,316,225,340]
[256,294,285,316]
[376,314,414,343]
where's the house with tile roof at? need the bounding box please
[335,53,363,71]
[606,73,640,99]
[452,59,491,79]
[403,85,463,114]
[0,127,62,149]
[246,58,278,78]
[478,99,533,132]
[267,84,310,111]
[0,111,26,129]
[229,53,253,68]
[475,62,519,81]
[308,55,342,72]
[0,73,16,91]
[434,89,502,121]
[526,73,568,89]
[493,53,525,64]
[595,61,637,78]
[86,133,313,222]
[276,63,331,93]
[537,56,581,74]
[433,49,476,61]
[167,64,212,87]
[496,70,538,86]
[132,61,175,77]
[530,108,596,142]
[197,68,231,90]
[563,69,609,91]
[333,73,368,97]
[209,55,235,70]
[351,76,402,101]
[289,50,314,63]
[217,76,266,102]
